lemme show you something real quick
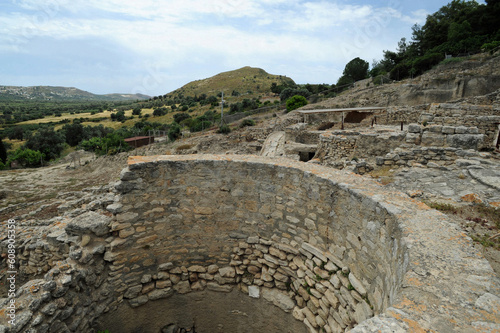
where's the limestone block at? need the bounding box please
[348,273,367,297]
[66,211,111,237]
[219,266,236,278]
[206,282,233,292]
[408,124,421,133]
[455,126,468,134]
[124,285,142,299]
[427,125,442,133]
[301,243,327,262]
[128,295,148,308]
[421,133,445,147]
[248,285,260,298]
[446,134,484,150]
[174,280,191,294]
[188,265,206,273]
[442,126,455,134]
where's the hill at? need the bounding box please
[165,66,295,99]
[307,52,500,109]
[0,85,150,102]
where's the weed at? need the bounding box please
[471,234,498,249]
[425,201,458,213]
[348,283,354,291]
[176,144,194,151]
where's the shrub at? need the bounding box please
[217,125,231,134]
[240,119,255,128]
[173,112,191,123]
[168,123,181,141]
[25,127,65,161]
[7,148,45,167]
[286,95,308,112]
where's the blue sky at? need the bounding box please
[0,0,470,96]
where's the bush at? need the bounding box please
[25,127,65,161]
[481,41,500,53]
[240,119,255,128]
[80,133,131,156]
[173,112,191,123]
[189,120,212,133]
[286,95,308,112]
[7,148,45,167]
[217,125,231,134]
[168,123,181,141]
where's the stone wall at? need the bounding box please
[423,103,500,147]
[315,130,406,169]
[104,155,405,332]
[376,146,480,167]
[1,155,499,333]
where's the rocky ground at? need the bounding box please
[1,97,499,287]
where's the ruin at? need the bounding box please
[1,155,498,332]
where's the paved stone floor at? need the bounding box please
[385,156,500,205]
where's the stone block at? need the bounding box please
[408,124,421,133]
[262,288,295,312]
[405,133,421,145]
[428,125,442,133]
[66,211,111,237]
[441,126,455,134]
[219,266,236,278]
[455,126,468,134]
[446,134,484,150]
[348,273,367,297]
[421,133,445,147]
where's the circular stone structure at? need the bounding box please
[1,155,499,333]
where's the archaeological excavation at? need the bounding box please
[0,153,498,332]
[1,51,500,333]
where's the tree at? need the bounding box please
[339,57,369,83]
[7,148,44,168]
[280,88,310,102]
[25,127,65,161]
[286,95,308,112]
[62,122,85,147]
[0,138,7,164]
[168,123,181,141]
[111,110,126,122]
[132,107,142,116]
[173,112,191,123]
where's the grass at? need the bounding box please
[426,200,500,249]
[176,144,195,151]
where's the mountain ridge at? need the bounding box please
[0,85,150,102]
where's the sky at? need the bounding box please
[0,0,469,96]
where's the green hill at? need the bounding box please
[165,66,295,99]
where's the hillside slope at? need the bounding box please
[307,53,500,109]
[166,66,295,98]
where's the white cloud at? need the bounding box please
[1,0,453,94]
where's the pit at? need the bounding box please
[2,155,498,333]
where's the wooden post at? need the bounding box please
[341,112,344,130]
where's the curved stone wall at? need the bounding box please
[1,155,499,333]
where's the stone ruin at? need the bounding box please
[1,155,499,332]
[277,101,500,176]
